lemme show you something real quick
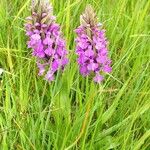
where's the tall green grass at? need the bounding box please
[0,0,150,149]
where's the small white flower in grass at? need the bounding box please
[0,68,4,75]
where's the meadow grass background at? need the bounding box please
[0,0,150,149]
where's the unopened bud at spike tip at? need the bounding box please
[80,5,98,27]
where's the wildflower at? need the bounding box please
[0,68,4,76]
[75,5,112,83]
[25,0,68,81]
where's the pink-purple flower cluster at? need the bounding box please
[25,2,111,83]
[25,1,68,81]
[75,6,112,83]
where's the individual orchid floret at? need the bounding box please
[25,0,68,81]
[75,5,112,83]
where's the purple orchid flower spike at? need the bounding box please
[75,5,112,83]
[25,0,68,82]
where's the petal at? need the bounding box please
[80,65,89,76]
[37,64,45,76]
[93,74,104,83]
[45,48,54,56]
[62,58,69,66]
[85,49,94,57]
[31,34,41,40]
[45,71,54,81]
[52,60,60,72]
[96,56,107,64]
[102,65,112,73]
[87,63,98,71]
[56,48,66,56]
[78,55,88,64]
[43,37,53,45]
